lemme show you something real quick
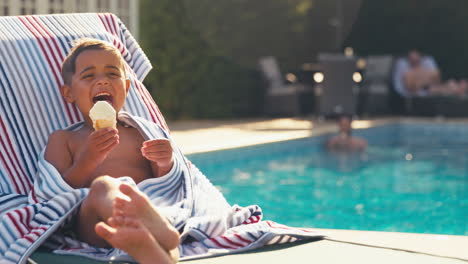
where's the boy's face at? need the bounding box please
[61,49,130,121]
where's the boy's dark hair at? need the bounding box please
[61,38,125,85]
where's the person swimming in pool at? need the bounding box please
[326,115,367,152]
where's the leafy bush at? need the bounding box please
[139,0,260,119]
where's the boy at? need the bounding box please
[44,39,179,264]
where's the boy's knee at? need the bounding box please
[80,176,120,223]
[89,175,119,197]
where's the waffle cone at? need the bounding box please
[93,119,117,130]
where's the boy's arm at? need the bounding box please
[45,130,94,188]
[45,128,119,188]
[45,130,73,177]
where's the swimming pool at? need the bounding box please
[188,122,468,236]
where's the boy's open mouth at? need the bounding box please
[93,92,113,105]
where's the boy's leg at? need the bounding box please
[95,216,174,264]
[76,175,124,248]
[113,184,181,251]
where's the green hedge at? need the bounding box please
[139,0,261,119]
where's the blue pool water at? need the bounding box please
[188,123,468,235]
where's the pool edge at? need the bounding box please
[183,228,468,263]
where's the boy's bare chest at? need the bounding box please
[107,129,145,160]
[72,127,153,182]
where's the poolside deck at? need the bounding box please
[168,116,404,154]
[183,230,467,264]
[169,116,468,264]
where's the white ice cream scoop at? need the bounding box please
[89,101,117,130]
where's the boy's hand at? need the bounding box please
[76,127,119,167]
[141,139,174,175]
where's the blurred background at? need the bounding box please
[2,0,467,119]
[139,0,468,120]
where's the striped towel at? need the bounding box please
[0,13,323,264]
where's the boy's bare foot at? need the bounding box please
[95,216,172,264]
[113,184,180,251]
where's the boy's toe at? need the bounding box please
[114,196,130,208]
[95,222,114,240]
[119,183,139,198]
[111,215,125,226]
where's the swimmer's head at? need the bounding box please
[338,114,352,135]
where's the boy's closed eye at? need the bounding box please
[82,74,94,79]
[108,72,121,78]
[81,72,120,80]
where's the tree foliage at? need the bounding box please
[183,0,314,69]
[183,0,361,70]
[138,0,468,118]
[139,0,260,119]
[138,0,362,119]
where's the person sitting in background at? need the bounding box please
[394,49,467,97]
[326,115,367,152]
